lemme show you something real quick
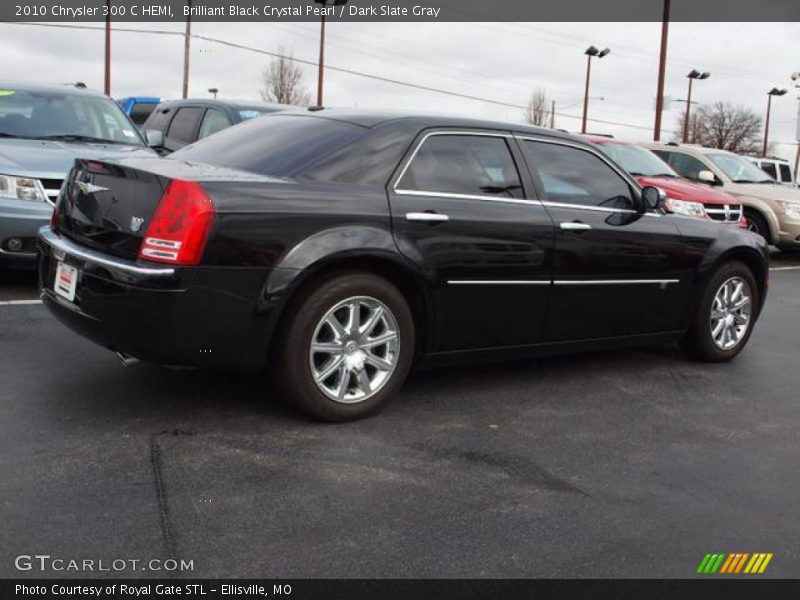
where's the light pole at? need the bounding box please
[682,70,710,143]
[104,0,111,95]
[581,46,610,134]
[653,0,671,141]
[208,88,218,99]
[314,0,348,108]
[183,0,192,99]
[763,87,788,157]
[792,72,800,185]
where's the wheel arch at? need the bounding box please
[698,246,768,320]
[740,197,779,243]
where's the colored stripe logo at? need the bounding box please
[697,553,773,574]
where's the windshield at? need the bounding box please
[0,87,143,145]
[707,153,773,183]
[596,142,677,177]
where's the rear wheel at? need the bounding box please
[682,261,759,362]
[744,209,770,243]
[276,272,415,421]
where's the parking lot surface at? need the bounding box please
[2,255,800,578]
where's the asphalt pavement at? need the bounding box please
[1,254,799,578]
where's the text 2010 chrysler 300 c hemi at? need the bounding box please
[38,110,769,421]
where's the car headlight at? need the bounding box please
[778,201,800,220]
[665,197,707,218]
[0,174,48,203]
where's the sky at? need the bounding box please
[0,20,798,162]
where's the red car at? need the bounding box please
[583,135,746,228]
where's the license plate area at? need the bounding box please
[54,261,78,303]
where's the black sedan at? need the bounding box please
[38,110,769,421]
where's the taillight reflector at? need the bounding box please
[138,179,214,265]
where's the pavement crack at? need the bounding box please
[150,433,177,560]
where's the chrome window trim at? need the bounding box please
[395,188,543,207]
[391,129,529,201]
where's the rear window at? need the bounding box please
[172,114,368,179]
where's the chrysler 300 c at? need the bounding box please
[38,110,768,421]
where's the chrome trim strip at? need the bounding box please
[540,200,637,215]
[560,222,593,230]
[395,188,543,207]
[38,227,175,278]
[553,279,680,286]
[447,280,551,286]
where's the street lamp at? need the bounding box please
[763,87,788,157]
[314,0,348,108]
[581,45,610,134]
[791,73,799,184]
[208,88,219,99]
[682,70,710,143]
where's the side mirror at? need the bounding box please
[145,129,164,148]
[697,170,717,184]
[641,186,666,211]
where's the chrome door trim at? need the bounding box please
[560,222,593,230]
[447,280,552,286]
[553,279,680,286]
[395,188,544,207]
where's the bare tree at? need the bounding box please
[260,47,311,106]
[524,88,552,127]
[675,102,762,154]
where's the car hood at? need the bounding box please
[0,138,157,180]
[722,181,800,204]
[635,175,738,204]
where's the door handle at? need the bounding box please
[406,212,450,222]
[560,221,592,231]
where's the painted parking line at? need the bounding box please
[0,299,42,306]
[770,266,800,271]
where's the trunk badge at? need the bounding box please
[130,216,145,232]
[75,181,108,195]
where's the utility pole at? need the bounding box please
[653,0,670,141]
[316,12,326,107]
[550,99,555,129]
[104,0,111,95]
[182,0,192,99]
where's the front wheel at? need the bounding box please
[744,209,770,243]
[275,272,415,421]
[682,261,759,362]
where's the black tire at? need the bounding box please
[682,261,759,362]
[275,272,415,422]
[744,209,771,243]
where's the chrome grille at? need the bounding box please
[704,203,742,223]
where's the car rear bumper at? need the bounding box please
[37,226,276,370]
[0,198,51,268]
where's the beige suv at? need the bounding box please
[646,143,800,253]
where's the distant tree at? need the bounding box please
[260,47,311,106]
[524,88,552,128]
[675,102,762,154]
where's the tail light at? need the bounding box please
[138,180,214,265]
[50,208,58,230]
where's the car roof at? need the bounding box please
[0,80,108,99]
[117,96,162,103]
[276,108,577,140]
[155,98,286,111]
[644,142,733,156]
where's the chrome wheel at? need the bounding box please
[710,276,752,350]
[309,296,400,404]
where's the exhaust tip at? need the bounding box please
[114,350,140,367]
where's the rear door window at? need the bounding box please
[166,107,203,144]
[396,134,523,199]
[198,108,233,139]
[760,162,777,179]
[779,163,792,183]
[653,150,708,180]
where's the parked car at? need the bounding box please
[646,142,800,252]
[141,98,286,154]
[0,82,158,269]
[39,110,768,421]
[583,135,745,227]
[117,96,163,126]
[750,156,797,187]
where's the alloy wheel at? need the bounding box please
[709,276,752,350]
[309,296,400,404]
